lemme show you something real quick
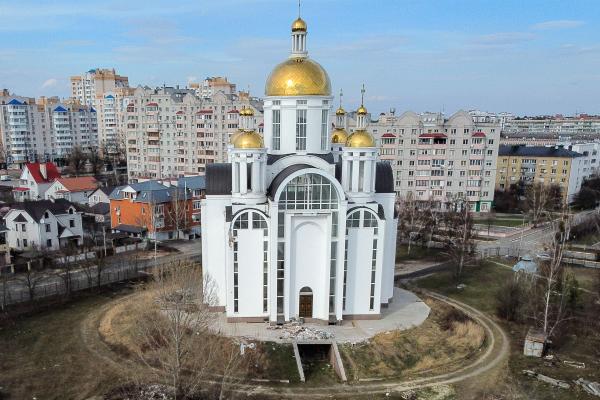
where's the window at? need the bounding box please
[45,224,50,232]
[23,239,28,247]
[21,223,26,232]
[272,110,281,150]
[321,109,328,151]
[278,173,339,211]
[46,239,52,247]
[296,109,307,150]
[69,219,75,228]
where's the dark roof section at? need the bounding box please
[267,164,313,200]
[14,214,27,223]
[114,224,147,234]
[267,153,335,165]
[375,162,394,193]
[11,199,77,222]
[205,163,232,195]
[89,202,110,215]
[498,145,583,158]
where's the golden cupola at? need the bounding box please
[232,106,263,149]
[345,85,375,148]
[331,128,349,144]
[233,131,264,149]
[265,15,331,97]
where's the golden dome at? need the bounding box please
[357,105,368,115]
[233,130,264,149]
[335,107,346,116]
[230,130,244,144]
[331,128,348,144]
[346,129,375,148]
[242,107,255,116]
[291,17,307,32]
[265,57,331,96]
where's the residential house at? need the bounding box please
[109,179,201,240]
[5,199,83,251]
[88,186,114,207]
[45,176,99,204]
[12,162,61,201]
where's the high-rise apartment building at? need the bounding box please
[0,91,97,165]
[344,109,501,212]
[125,85,263,180]
[70,68,129,107]
[189,77,236,99]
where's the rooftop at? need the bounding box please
[498,145,583,158]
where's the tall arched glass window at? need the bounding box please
[231,211,269,313]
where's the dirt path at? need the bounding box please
[80,289,510,398]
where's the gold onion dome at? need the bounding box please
[335,106,346,116]
[346,129,375,148]
[233,130,264,149]
[240,107,254,116]
[230,130,244,144]
[357,105,368,115]
[265,58,331,96]
[291,17,307,32]
[331,128,348,144]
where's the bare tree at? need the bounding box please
[397,193,430,254]
[525,183,562,227]
[87,147,105,176]
[67,146,87,177]
[441,199,475,279]
[166,185,191,241]
[532,209,577,340]
[14,259,46,303]
[132,261,245,399]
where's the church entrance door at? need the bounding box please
[299,287,313,318]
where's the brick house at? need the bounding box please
[109,179,203,240]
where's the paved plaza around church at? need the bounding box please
[211,288,430,343]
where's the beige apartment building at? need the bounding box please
[124,86,263,180]
[344,109,501,212]
[70,68,129,108]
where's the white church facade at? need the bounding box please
[201,15,398,324]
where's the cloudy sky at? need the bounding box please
[0,0,598,115]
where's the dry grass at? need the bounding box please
[340,297,488,380]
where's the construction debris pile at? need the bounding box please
[267,321,334,341]
[575,379,600,397]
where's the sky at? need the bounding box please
[0,0,599,116]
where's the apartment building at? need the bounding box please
[496,145,586,202]
[345,109,501,212]
[96,87,134,151]
[189,77,236,99]
[0,92,97,166]
[70,68,129,107]
[124,85,263,180]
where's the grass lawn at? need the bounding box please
[412,262,600,400]
[474,216,529,228]
[0,290,130,400]
[571,233,600,246]
[395,244,448,262]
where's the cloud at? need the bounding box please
[470,32,536,47]
[41,78,57,89]
[532,20,585,30]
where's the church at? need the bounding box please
[201,13,398,324]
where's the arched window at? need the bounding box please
[344,208,380,311]
[230,211,269,313]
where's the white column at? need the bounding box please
[232,156,239,194]
[240,157,248,195]
[341,156,349,191]
[252,157,260,193]
[370,156,377,192]
[364,158,372,193]
[351,158,360,192]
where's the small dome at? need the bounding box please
[331,128,348,144]
[233,131,264,149]
[357,105,368,115]
[240,107,254,116]
[291,17,307,32]
[230,130,244,144]
[346,129,375,148]
[265,57,331,96]
[335,107,346,116]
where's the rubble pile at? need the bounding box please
[267,322,334,340]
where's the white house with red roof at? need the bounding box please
[45,176,99,205]
[13,162,61,202]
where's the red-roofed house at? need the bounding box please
[45,177,99,204]
[13,162,61,201]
